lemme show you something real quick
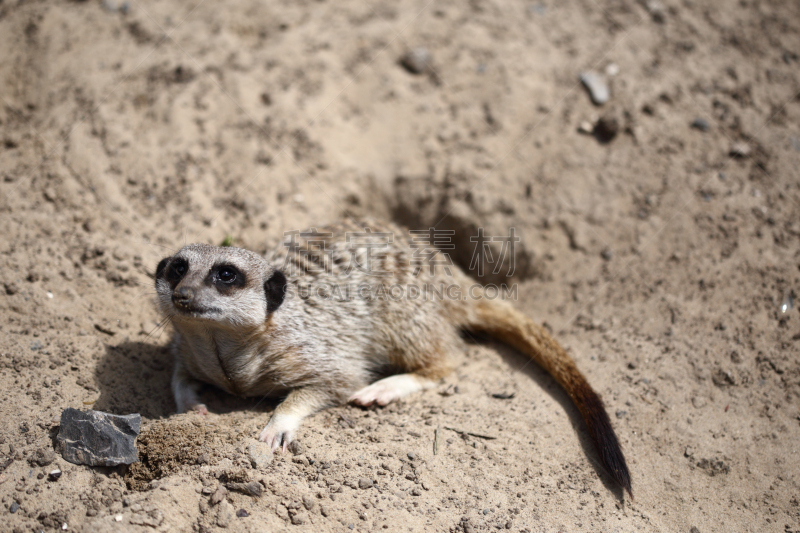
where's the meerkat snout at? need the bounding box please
[172,287,195,307]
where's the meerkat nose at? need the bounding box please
[173,287,195,307]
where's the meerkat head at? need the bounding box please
[155,244,287,328]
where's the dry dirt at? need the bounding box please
[1,0,800,532]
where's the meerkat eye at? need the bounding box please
[212,264,244,290]
[167,259,188,283]
[218,266,237,283]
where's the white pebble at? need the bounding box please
[580,71,610,105]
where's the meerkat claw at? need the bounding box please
[259,415,299,452]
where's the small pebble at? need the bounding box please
[30,448,56,467]
[358,478,373,489]
[400,48,432,75]
[302,495,316,511]
[779,292,793,314]
[407,452,417,461]
[247,443,272,470]
[288,440,305,455]
[210,485,227,505]
[578,121,594,134]
[729,143,751,158]
[691,118,709,132]
[605,63,619,76]
[216,500,234,528]
[10,501,20,513]
[236,509,248,518]
[691,396,707,409]
[291,512,308,525]
[226,482,262,498]
[580,71,610,105]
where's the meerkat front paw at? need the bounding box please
[258,413,300,452]
[175,398,209,416]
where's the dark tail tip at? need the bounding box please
[577,387,632,497]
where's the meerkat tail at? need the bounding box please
[466,299,632,497]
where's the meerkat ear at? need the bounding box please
[264,269,287,314]
[155,257,169,283]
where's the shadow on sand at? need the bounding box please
[93,341,279,421]
[478,336,627,501]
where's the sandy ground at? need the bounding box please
[1,0,800,531]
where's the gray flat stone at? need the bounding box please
[580,71,610,105]
[57,408,140,466]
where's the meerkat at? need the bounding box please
[155,219,631,496]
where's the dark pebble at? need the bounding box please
[236,509,248,518]
[593,115,619,143]
[407,452,417,461]
[10,502,20,513]
[48,469,62,482]
[358,478,373,489]
[691,118,709,132]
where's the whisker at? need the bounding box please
[143,313,174,344]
